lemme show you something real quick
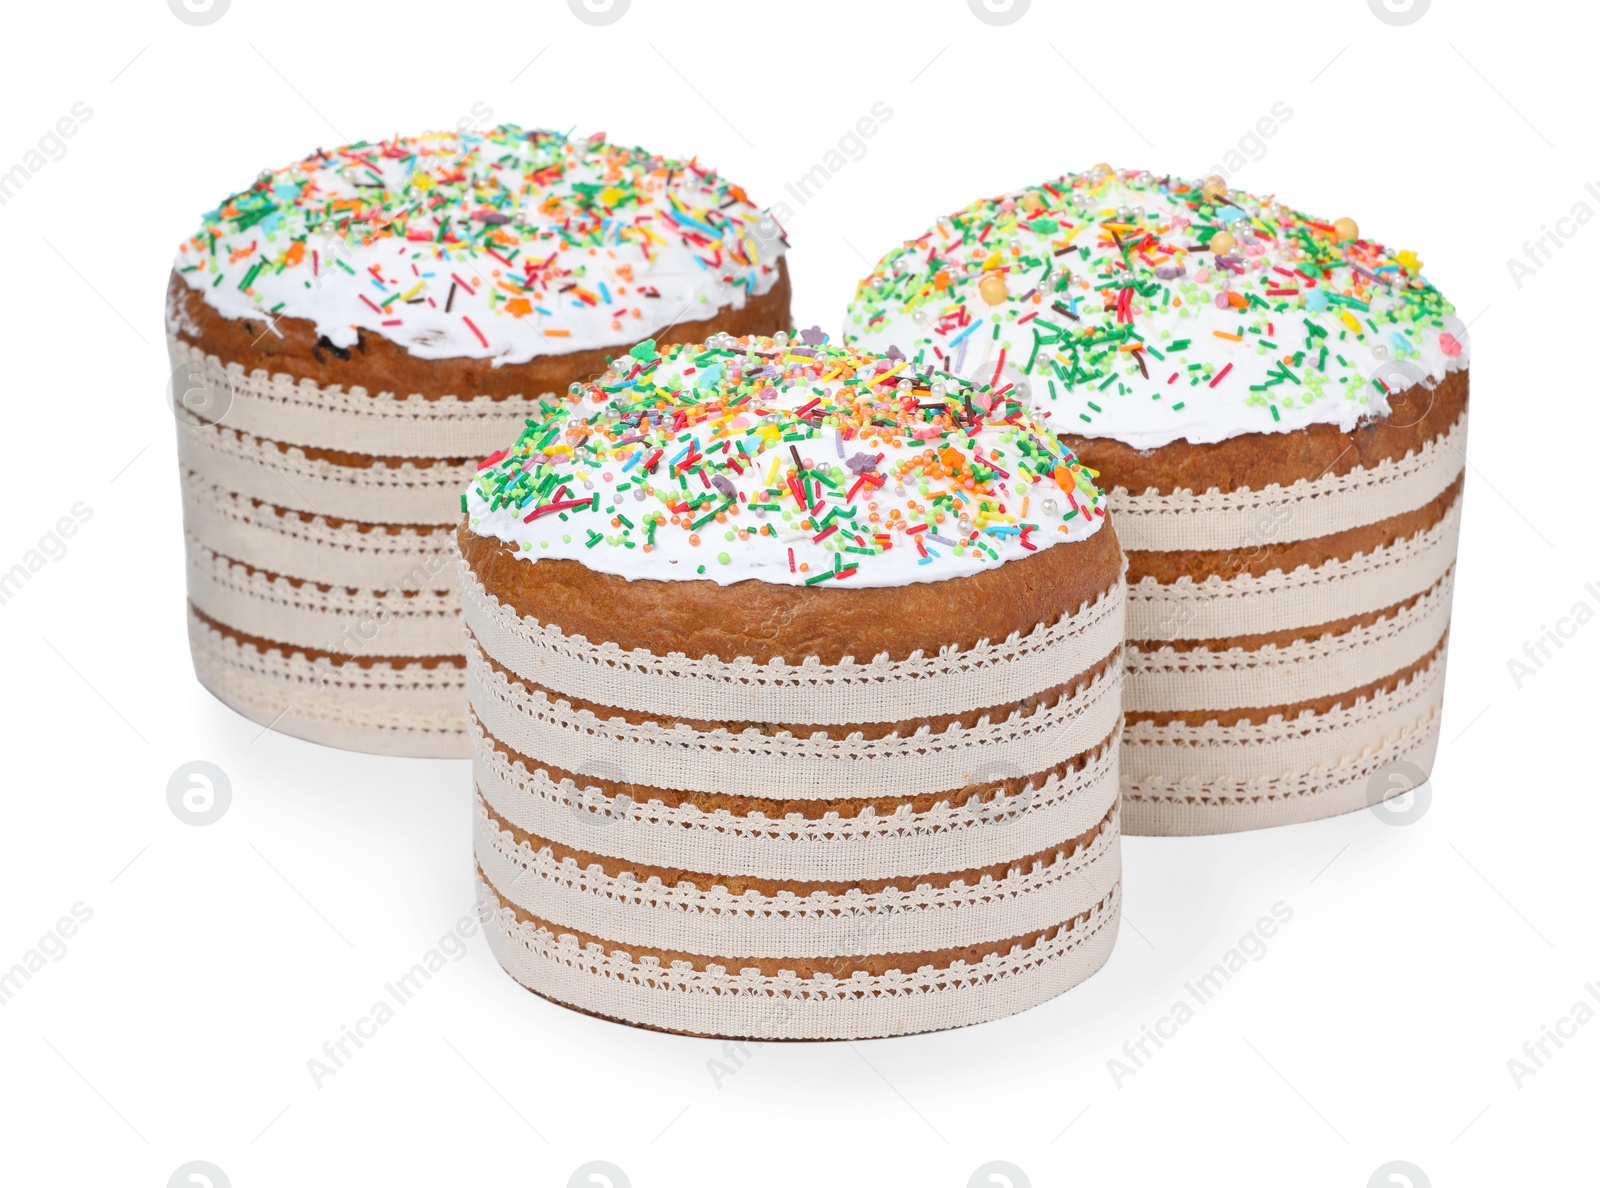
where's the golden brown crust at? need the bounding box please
[473,717,1117,821]
[190,603,464,669]
[481,793,1112,898]
[167,258,792,402]
[478,863,1111,978]
[1125,478,1462,587]
[1062,367,1468,495]
[458,516,1123,665]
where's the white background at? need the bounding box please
[0,0,1592,1185]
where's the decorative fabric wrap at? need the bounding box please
[1116,412,1466,836]
[169,337,552,457]
[169,336,496,757]
[1110,415,1467,552]
[462,554,1127,1040]
[187,607,468,758]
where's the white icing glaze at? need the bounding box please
[174,126,786,366]
[464,334,1106,588]
[845,167,1468,449]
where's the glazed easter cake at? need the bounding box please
[845,167,1468,835]
[167,125,790,756]
[459,334,1126,1038]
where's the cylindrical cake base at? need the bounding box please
[459,522,1127,1040]
[166,261,791,755]
[187,606,469,758]
[1067,371,1467,835]
[476,870,1123,1040]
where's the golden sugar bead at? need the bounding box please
[1209,230,1237,256]
[1019,191,1045,213]
[1089,162,1114,175]
[1333,216,1359,242]
[1201,175,1228,200]
[978,273,1010,305]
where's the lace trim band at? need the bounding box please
[477,874,1121,1039]
[460,560,1126,725]
[1111,414,1467,552]
[186,537,463,658]
[169,335,552,458]
[175,413,473,526]
[1121,649,1446,835]
[466,635,1123,800]
[182,469,458,591]
[1123,710,1442,835]
[1128,495,1461,641]
[1125,645,1445,776]
[187,607,469,758]
[1125,570,1453,712]
[476,798,1121,959]
[471,718,1121,883]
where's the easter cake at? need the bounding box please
[845,166,1467,834]
[167,125,790,756]
[459,333,1126,1038]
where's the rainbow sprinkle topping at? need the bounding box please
[846,166,1466,449]
[173,125,785,365]
[465,332,1107,587]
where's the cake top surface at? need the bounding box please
[844,166,1469,450]
[172,125,786,366]
[464,332,1107,589]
